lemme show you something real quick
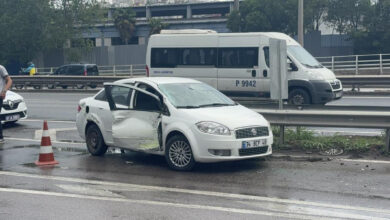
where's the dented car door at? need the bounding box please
[104,83,162,151]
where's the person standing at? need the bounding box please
[0,65,13,143]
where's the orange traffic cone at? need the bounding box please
[35,120,58,166]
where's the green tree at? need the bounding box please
[350,0,390,53]
[325,0,371,34]
[226,0,298,35]
[0,0,104,68]
[304,0,330,31]
[113,8,136,44]
[226,10,241,32]
[148,18,169,35]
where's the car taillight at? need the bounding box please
[146,65,149,77]
[77,105,81,112]
[84,69,87,76]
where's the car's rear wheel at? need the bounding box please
[165,135,195,171]
[89,84,97,89]
[86,124,108,156]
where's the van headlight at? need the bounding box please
[196,121,231,136]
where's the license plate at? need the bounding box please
[5,114,20,121]
[335,92,342,98]
[242,139,267,149]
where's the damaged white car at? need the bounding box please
[1,91,27,124]
[76,77,273,170]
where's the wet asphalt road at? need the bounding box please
[0,92,390,219]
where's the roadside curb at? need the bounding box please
[270,153,327,162]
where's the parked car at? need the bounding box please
[1,91,27,124]
[51,63,99,89]
[76,77,273,171]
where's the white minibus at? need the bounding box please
[146,30,343,105]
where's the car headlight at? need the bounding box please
[196,121,231,136]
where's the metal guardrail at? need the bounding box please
[11,75,390,90]
[11,76,129,89]
[316,53,390,75]
[35,53,390,76]
[35,64,146,76]
[254,108,390,152]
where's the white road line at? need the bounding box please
[0,171,388,215]
[339,158,390,164]
[5,137,84,145]
[21,119,75,123]
[0,187,341,220]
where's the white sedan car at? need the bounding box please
[1,91,27,123]
[76,77,273,170]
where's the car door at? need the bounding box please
[104,83,162,151]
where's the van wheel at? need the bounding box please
[89,84,97,89]
[61,85,68,89]
[76,84,85,89]
[289,88,311,105]
[33,85,41,89]
[86,124,108,156]
[165,135,195,171]
[47,84,55,89]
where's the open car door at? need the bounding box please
[104,83,162,151]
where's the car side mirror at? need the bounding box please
[288,60,298,72]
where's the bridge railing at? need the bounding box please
[35,64,146,76]
[316,53,390,75]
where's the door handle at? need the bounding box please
[251,70,257,77]
[263,70,268,77]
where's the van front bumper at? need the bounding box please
[310,80,343,104]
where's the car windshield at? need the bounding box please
[158,83,236,108]
[287,45,323,68]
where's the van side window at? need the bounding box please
[151,48,179,68]
[180,48,216,66]
[218,48,258,68]
[263,47,270,68]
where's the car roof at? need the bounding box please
[115,77,201,85]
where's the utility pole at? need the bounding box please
[298,0,304,46]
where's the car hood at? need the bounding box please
[4,91,23,101]
[179,105,269,129]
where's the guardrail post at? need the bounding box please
[386,129,390,153]
[130,65,133,77]
[50,67,53,74]
[331,56,334,72]
[279,125,285,145]
[113,65,116,76]
[355,55,359,75]
[380,54,383,75]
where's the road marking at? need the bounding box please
[21,119,75,123]
[5,137,84,145]
[0,187,345,220]
[0,171,389,216]
[56,184,125,198]
[339,158,390,164]
[239,201,382,220]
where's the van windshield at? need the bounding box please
[287,45,323,68]
[158,83,236,108]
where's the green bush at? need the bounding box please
[272,126,386,153]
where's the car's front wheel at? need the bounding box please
[165,135,195,171]
[86,124,108,156]
[289,88,311,105]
